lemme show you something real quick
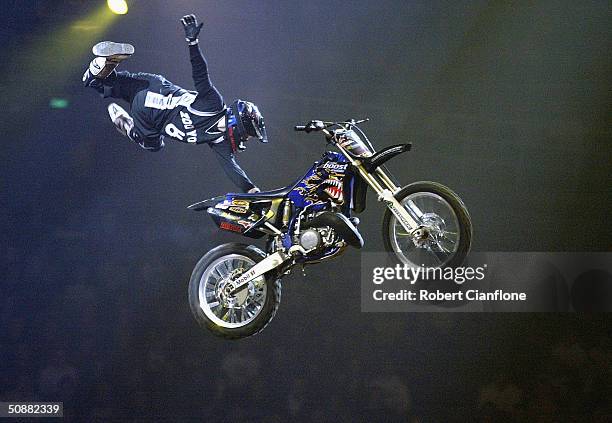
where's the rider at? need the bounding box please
[82,14,265,193]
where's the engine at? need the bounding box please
[298,226,338,252]
[293,210,343,254]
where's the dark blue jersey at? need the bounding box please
[87,43,256,192]
[127,44,227,146]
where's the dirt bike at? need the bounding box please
[187,119,472,339]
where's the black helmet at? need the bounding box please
[226,99,268,151]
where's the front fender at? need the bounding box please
[362,143,412,173]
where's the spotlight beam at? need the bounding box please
[3,5,120,122]
[107,0,129,15]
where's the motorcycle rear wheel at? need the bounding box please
[188,243,281,339]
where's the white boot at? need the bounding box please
[92,41,134,59]
[107,103,134,138]
[82,41,134,85]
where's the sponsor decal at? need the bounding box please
[144,91,196,110]
[387,201,413,229]
[220,221,243,233]
[229,206,248,214]
[234,268,258,286]
[338,135,371,157]
[220,211,239,220]
[231,199,250,207]
[321,162,348,172]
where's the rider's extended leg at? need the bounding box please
[85,41,133,79]
[82,41,135,96]
[107,102,164,151]
[82,41,147,142]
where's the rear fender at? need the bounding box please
[189,195,282,239]
[187,195,226,211]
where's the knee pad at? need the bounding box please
[107,103,134,138]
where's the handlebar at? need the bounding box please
[294,117,375,153]
[294,120,327,133]
[294,118,369,133]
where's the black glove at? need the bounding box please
[181,14,203,43]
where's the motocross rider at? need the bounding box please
[82,14,266,193]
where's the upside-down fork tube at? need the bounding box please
[334,144,420,232]
[375,167,400,193]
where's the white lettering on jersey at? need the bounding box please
[145,92,197,110]
[165,123,185,140]
[186,130,197,143]
[180,111,194,130]
[164,123,197,143]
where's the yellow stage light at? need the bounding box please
[107,0,128,15]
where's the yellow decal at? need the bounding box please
[229,206,248,214]
[231,199,249,208]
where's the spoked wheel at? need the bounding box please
[188,243,281,339]
[382,181,472,268]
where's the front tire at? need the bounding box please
[382,181,472,268]
[188,243,281,339]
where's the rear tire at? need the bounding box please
[188,243,281,339]
[382,181,472,268]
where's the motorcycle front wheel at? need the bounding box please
[382,181,472,268]
[188,243,281,339]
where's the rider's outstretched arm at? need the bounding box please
[188,43,213,95]
[209,141,257,192]
[188,43,224,112]
[181,15,215,95]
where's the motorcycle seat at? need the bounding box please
[188,177,302,211]
[230,184,295,200]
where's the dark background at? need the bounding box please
[1,0,611,421]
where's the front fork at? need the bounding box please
[353,163,423,236]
